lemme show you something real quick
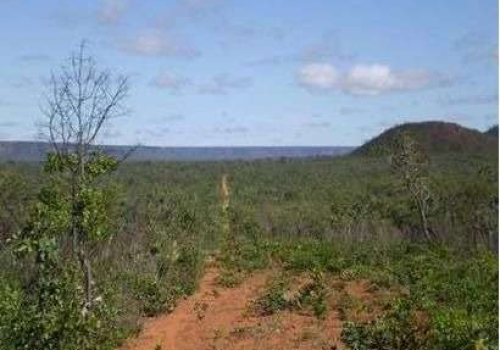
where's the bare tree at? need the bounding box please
[40,41,129,313]
[390,132,432,241]
[42,41,129,158]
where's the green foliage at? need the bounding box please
[2,237,124,350]
[282,241,344,272]
[0,168,33,240]
[254,270,328,319]
[44,152,118,181]
[44,152,78,174]
[218,207,269,277]
[342,299,432,350]
[0,148,496,349]
[0,149,128,350]
[79,186,114,241]
[119,236,204,317]
[341,247,498,350]
[254,279,291,316]
[86,153,119,180]
[0,278,21,347]
[217,269,243,288]
[125,273,174,316]
[296,270,328,319]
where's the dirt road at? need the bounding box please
[119,267,346,350]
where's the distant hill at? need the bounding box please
[485,125,498,138]
[353,121,498,157]
[0,141,353,162]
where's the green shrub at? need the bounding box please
[342,299,432,350]
[3,265,124,350]
[342,248,498,350]
[297,271,328,319]
[254,279,291,316]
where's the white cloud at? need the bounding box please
[98,0,128,24]
[298,63,339,90]
[344,65,430,96]
[119,31,200,58]
[298,63,432,96]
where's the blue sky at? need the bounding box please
[0,0,497,146]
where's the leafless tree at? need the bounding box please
[41,40,129,159]
[390,132,432,241]
[40,41,129,312]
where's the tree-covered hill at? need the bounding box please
[353,121,498,157]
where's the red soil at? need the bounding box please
[119,268,385,350]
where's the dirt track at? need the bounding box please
[119,267,347,350]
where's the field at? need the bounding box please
[0,151,498,350]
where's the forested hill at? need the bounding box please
[353,121,498,157]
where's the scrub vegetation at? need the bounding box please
[0,44,497,350]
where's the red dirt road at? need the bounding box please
[119,267,349,350]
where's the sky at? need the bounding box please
[0,0,498,146]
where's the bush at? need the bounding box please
[342,248,498,350]
[254,279,291,316]
[2,265,124,350]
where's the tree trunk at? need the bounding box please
[419,205,431,241]
[414,196,431,241]
[71,173,78,258]
[409,182,432,242]
[80,247,94,313]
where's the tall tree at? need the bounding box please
[390,132,432,241]
[40,41,129,313]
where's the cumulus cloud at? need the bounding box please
[298,63,432,96]
[151,71,191,93]
[98,0,128,24]
[198,74,252,95]
[119,31,200,58]
[343,65,430,96]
